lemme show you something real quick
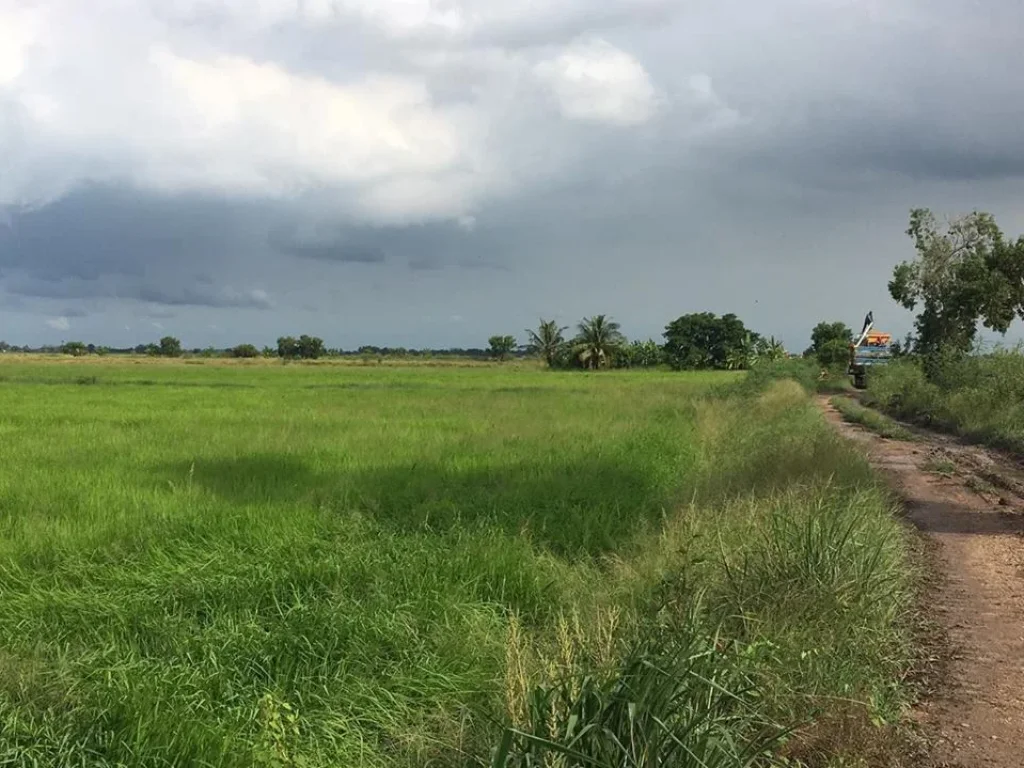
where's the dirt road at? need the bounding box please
[821,398,1024,767]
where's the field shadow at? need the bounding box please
[153,453,657,554]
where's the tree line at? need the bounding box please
[13,205,1019,371]
[494,313,788,370]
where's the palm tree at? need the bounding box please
[525,319,568,368]
[573,315,626,370]
[757,336,787,363]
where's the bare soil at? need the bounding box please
[821,397,1024,767]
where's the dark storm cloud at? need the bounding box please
[268,226,388,264]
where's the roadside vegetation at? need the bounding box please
[831,396,915,441]
[869,350,1024,452]
[0,362,914,767]
[860,207,1024,454]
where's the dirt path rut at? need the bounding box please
[820,398,1024,767]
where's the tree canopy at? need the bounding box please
[525,320,567,368]
[573,315,625,370]
[889,208,1024,354]
[159,336,183,358]
[488,335,518,361]
[277,335,325,360]
[809,321,852,366]
[662,312,757,370]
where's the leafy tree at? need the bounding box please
[277,336,300,359]
[159,336,183,357]
[810,321,852,359]
[890,208,1024,355]
[261,346,276,358]
[231,343,260,358]
[817,338,851,367]
[296,335,325,360]
[573,315,625,370]
[525,319,567,367]
[755,336,787,363]
[0,341,8,353]
[61,341,88,356]
[488,335,517,361]
[662,313,756,370]
[620,339,663,369]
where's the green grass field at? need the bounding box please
[0,360,914,767]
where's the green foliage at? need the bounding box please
[870,348,1024,452]
[616,339,664,369]
[159,336,183,358]
[572,315,626,370]
[890,208,1024,356]
[755,336,787,364]
[816,338,850,367]
[525,320,567,367]
[277,336,325,360]
[663,312,758,370]
[809,321,852,366]
[488,335,518,361]
[60,341,88,356]
[494,620,787,768]
[231,344,261,359]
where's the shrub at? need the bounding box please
[230,344,260,359]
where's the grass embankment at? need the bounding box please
[830,396,915,441]
[869,350,1024,453]
[0,361,914,766]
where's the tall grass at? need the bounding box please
[830,397,915,441]
[869,348,1024,452]
[0,361,913,766]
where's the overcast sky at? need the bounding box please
[2,0,1024,350]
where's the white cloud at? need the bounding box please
[0,0,710,226]
[0,8,35,86]
[46,316,70,331]
[535,39,658,125]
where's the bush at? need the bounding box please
[868,349,1024,451]
[230,344,260,359]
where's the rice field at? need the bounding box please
[0,359,914,767]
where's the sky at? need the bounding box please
[2,0,1024,351]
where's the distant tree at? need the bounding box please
[261,346,276,358]
[817,338,851,367]
[662,313,755,370]
[231,343,260,358]
[277,336,300,359]
[810,322,852,356]
[488,335,518,361]
[86,343,96,354]
[144,343,160,356]
[890,208,1024,355]
[159,336,182,357]
[0,341,8,353]
[619,339,663,369]
[525,319,567,367]
[61,341,88,356]
[572,315,625,370]
[755,336,787,363]
[296,335,325,360]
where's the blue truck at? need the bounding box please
[848,312,892,389]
